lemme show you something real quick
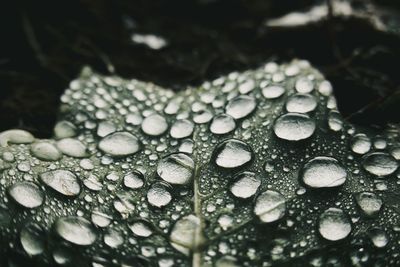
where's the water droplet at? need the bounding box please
[20,223,45,255]
[129,220,153,237]
[0,129,35,147]
[273,113,315,141]
[210,114,236,135]
[31,141,62,161]
[157,153,194,185]
[170,215,205,255]
[362,152,398,176]
[55,216,97,245]
[170,119,194,139]
[262,85,285,99]
[141,114,168,136]
[328,111,343,132]
[301,156,347,188]
[213,139,253,169]
[355,192,382,217]
[123,171,145,189]
[91,210,112,228]
[368,228,388,248]
[8,182,44,208]
[225,95,256,120]
[230,172,260,199]
[239,79,255,94]
[318,208,351,241]
[40,170,81,197]
[104,229,124,248]
[295,77,314,93]
[254,190,286,223]
[57,138,88,158]
[98,132,140,157]
[351,134,371,155]
[147,182,172,208]
[54,121,77,139]
[285,93,317,113]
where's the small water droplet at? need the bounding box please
[254,190,286,223]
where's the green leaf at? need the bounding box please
[0,60,399,267]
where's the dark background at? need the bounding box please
[1,0,400,138]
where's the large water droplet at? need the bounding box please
[129,220,153,237]
[141,114,168,136]
[31,141,62,161]
[8,182,44,208]
[318,208,351,241]
[295,77,314,93]
[285,93,317,113]
[355,192,382,217]
[213,139,253,169]
[0,129,35,147]
[368,228,388,248]
[170,119,194,139]
[301,156,347,188]
[254,190,286,223]
[262,85,285,99]
[362,152,398,176]
[210,114,236,135]
[54,121,77,139]
[273,113,315,141]
[157,153,194,185]
[229,172,260,199]
[20,222,45,256]
[123,171,145,189]
[170,215,205,255]
[57,138,88,158]
[351,134,371,155]
[98,132,140,157]
[55,216,97,245]
[40,170,81,197]
[225,95,256,120]
[147,182,172,208]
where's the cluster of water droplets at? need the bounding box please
[0,60,399,266]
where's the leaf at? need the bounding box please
[0,60,399,267]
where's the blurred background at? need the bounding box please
[1,0,400,137]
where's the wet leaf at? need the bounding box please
[1,60,400,266]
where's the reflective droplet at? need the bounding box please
[8,182,44,208]
[239,79,255,94]
[104,229,124,248]
[157,153,194,185]
[57,138,88,158]
[355,192,383,217]
[273,113,316,141]
[31,141,62,161]
[262,85,285,99]
[147,182,172,208]
[285,93,317,113]
[141,114,168,136]
[301,156,347,188]
[170,215,205,255]
[123,171,145,189]
[351,134,371,155]
[210,114,236,135]
[230,172,260,199]
[40,170,81,197]
[225,95,256,120]
[0,129,35,147]
[129,220,153,237]
[368,228,388,248]
[91,210,112,228]
[254,190,286,223]
[213,139,253,169]
[170,119,194,139]
[98,132,140,157]
[295,77,314,93]
[328,111,343,132]
[362,152,398,176]
[318,208,351,241]
[54,121,77,139]
[20,222,45,256]
[55,216,97,245]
